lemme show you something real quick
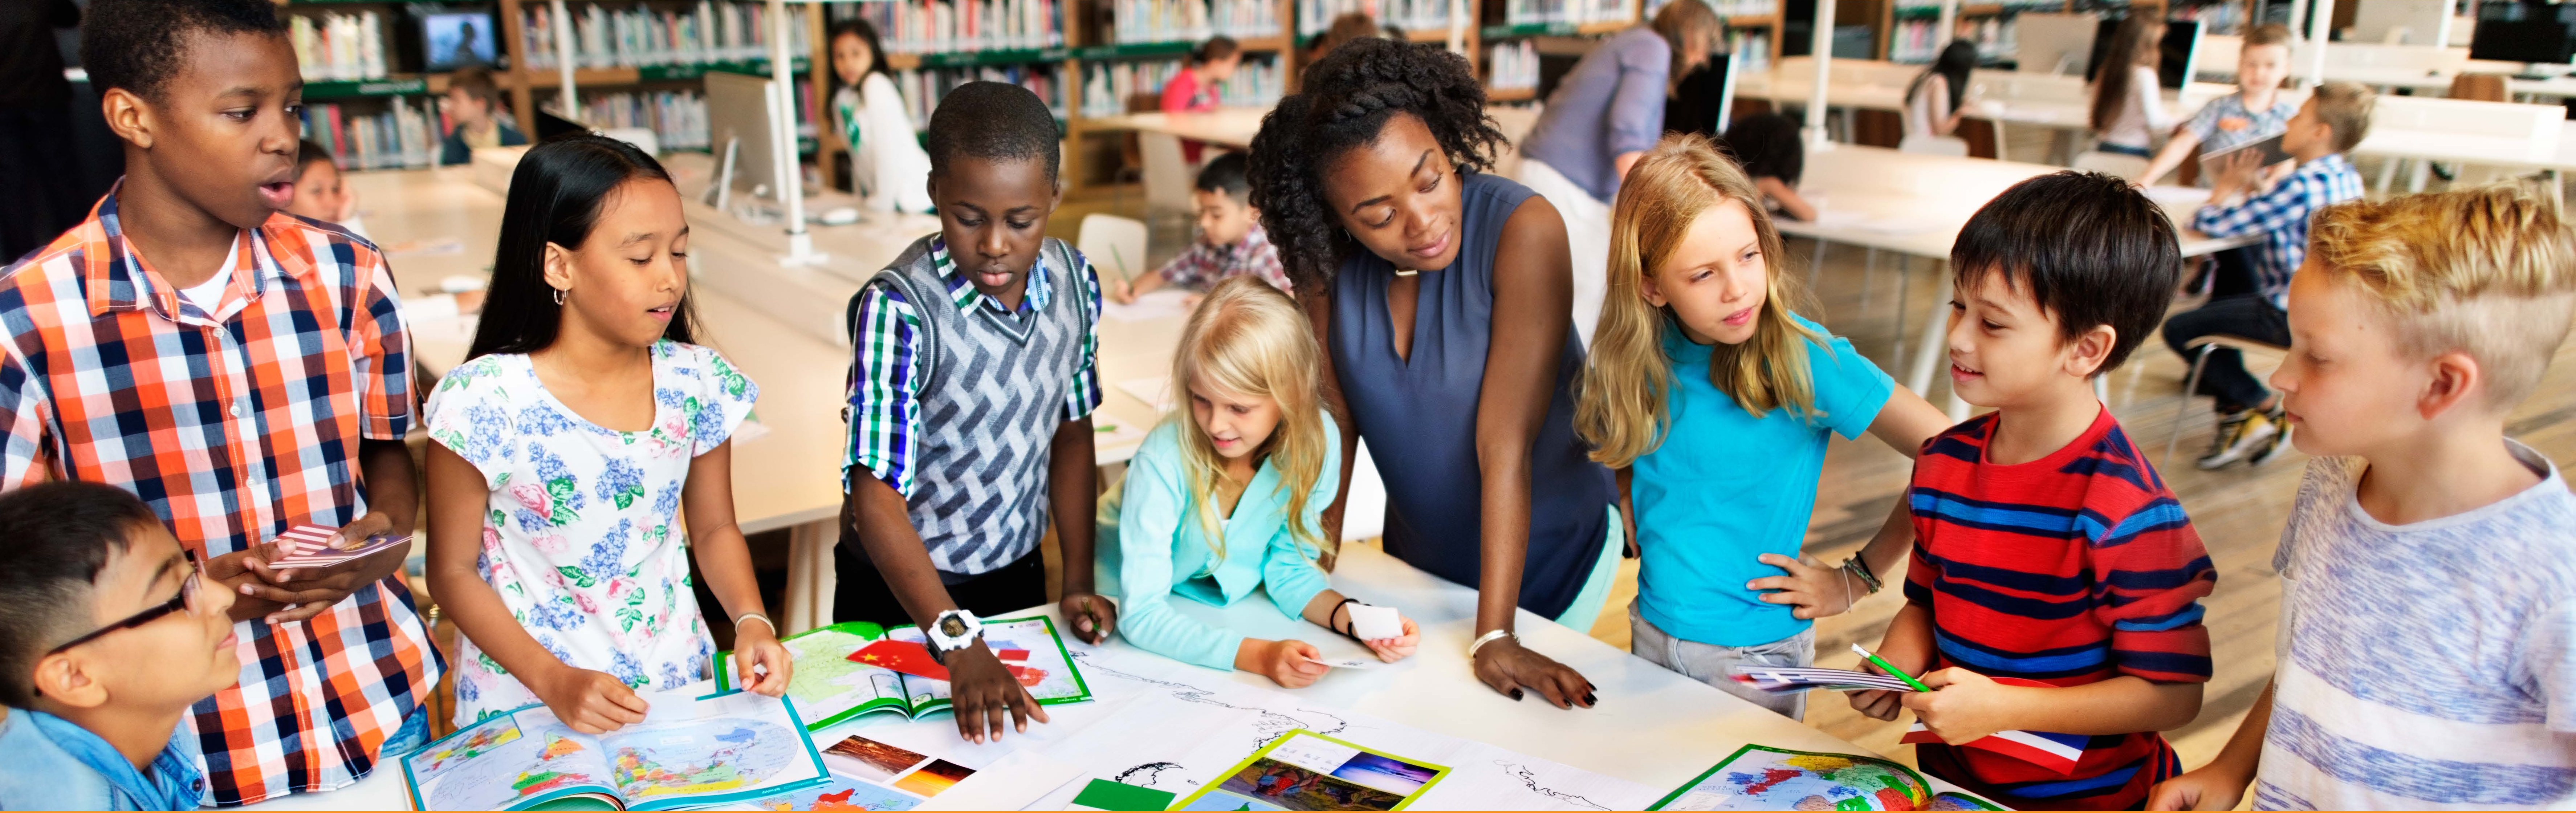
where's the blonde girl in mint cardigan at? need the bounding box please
[1099,277,1421,687]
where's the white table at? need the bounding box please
[1084,107,1275,150]
[238,543,1964,811]
[1735,63,2238,162]
[1779,144,2259,418]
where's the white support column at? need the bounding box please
[770,0,825,265]
[1935,0,1959,52]
[550,0,577,115]
[1808,0,1836,148]
[2306,0,2334,87]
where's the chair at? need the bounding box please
[1078,214,1151,290]
[2072,150,2152,180]
[2162,334,2292,468]
[1899,134,1971,157]
[1138,132,1196,219]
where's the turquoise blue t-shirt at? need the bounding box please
[1633,313,1893,647]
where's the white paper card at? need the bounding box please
[1301,655,1381,670]
[1348,604,1402,640]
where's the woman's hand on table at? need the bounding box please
[945,643,1049,743]
[1472,636,1596,709]
[1363,617,1420,662]
[1239,639,1331,688]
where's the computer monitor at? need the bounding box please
[2469,3,2576,65]
[704,70,790,202]
[2086,17,2201,90]
[421,11,498,72]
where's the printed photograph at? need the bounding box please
[1330,752,1440,797]
[889,759,975,797]
[1216,757,1407,812]
[822,735,931,782]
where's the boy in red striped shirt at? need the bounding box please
[1848,171,2218,809]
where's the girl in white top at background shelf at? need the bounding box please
[2088,15,2170,159]
[1904,40,1977,141]
[423,135,791,733]
[829,20,936,214]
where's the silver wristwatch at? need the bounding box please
[924,609,984,664]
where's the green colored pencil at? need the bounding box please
[1851,643,1933,692]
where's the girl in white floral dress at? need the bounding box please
[422,135,791,732]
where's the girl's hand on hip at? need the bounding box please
[1746,553,1859,619]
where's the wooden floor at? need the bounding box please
[1047,146,2576,796]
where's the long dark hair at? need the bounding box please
[1910,40,1977,114]
[1245,37,1505,289]
[2089,16,2161,133]
[468,134,695,360]
[829,19,890,90]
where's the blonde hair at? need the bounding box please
[2310,81,2376,153]
[2307,184,2576,408]
[2243,22,2293,48]
[1168,276,1335,558]
[1577,133,1826,469]
[1649,0,1722,83]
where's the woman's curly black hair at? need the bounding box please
[1245,37,1507,290]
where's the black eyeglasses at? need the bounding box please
[44,550,207,657]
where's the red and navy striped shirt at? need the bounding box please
[1904,407,2216,810]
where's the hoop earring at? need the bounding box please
[553,287,566,305]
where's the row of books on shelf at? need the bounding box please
[1110,0,1281,44]
[1727,29,1773,71]
[1646,0,1775,15]
[1074,56,1281,117]
[1487,40,1537,90]
[1892,0,2059,10]
[1497,0,1639,28]
[844,0,1067,55]
[521,1,810,70]
[1298,0,1450,36]
[1888,16,2011,63]
[300,98,441,171]
[893,65,1071,131]
[289,11,391,82]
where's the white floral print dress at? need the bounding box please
[424,340,758,725]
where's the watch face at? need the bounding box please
[939,616,969,639]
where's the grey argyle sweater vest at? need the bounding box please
[866,235,1090,578]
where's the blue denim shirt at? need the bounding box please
[0,708,207,810]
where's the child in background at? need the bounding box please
[1161,36,1241,164]
[2136,23,2296,189]
[2088,15,2170,159]
[1110,153,1289,304]
[3,0,441,802]
[423,134,790,732]
[1574,134,1950,720]
[440,65,528,165]
[1849,171,2215,810]
[840,81,1117,744]
[284,139,366,237]
[827,19,934,214]
[1904,41,1978,140]
[2147,187,2576,810]
[1100,277,1420,687]
[2164,82,2374,470]
[0,483,239,810]
[1715,113,1816,221]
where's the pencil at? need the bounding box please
[1851,643,1934,692]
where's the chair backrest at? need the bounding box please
[1077,214,1150,287]
[2448,72,2509,102]
[2072,150,2151,180]
[1138,132,1196,214]
[1899,134,1971,157]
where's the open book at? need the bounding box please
[400,689,828,811]
[715,616,1093,731]
[1652,744,2008,810]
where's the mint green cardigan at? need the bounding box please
[1098,411,1342,670]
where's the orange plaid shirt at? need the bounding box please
[0,189,441,806]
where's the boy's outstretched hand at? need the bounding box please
[1902,667,2024,745]
[731,622,794,697]
[532,664,651,734]
[1846,657,1907,721]
[1746,553,1862,619]
[946,643,1049,744]
[211,513,413,623]
[1063,592,1117,644]
[2146,768,2250,811]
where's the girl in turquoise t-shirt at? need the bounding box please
[1573,134,1951,719]
[1100,277,1421,687]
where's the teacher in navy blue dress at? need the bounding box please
[1245,38,1618,709]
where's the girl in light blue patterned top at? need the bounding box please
[1099,277,1420,687]
[421,135,791,732]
